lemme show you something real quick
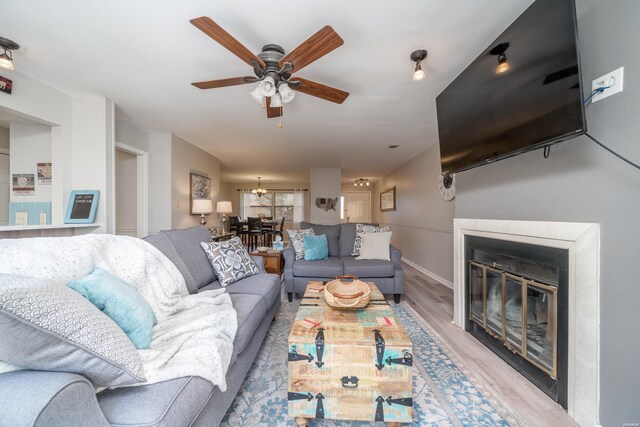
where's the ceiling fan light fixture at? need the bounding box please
[278,82,296,104]
[270,92,283,108]
[250,85,265,105]
[410,49,428,81]
[262,76,277,97]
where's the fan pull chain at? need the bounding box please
[278,117,283,129]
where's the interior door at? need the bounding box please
[0,153,9,226]
[344,191,371,223]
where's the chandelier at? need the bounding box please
[354,178,370,187]
[252,177,268,197]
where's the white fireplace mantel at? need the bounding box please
[453,219,599,427]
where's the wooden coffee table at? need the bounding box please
[288,281,413,426]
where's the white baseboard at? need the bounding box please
[401,257,454,289]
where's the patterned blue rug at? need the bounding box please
[221,299,523,426]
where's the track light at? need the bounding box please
[0,37,19,71]
[490,42,510,75]
[410,49,428,81]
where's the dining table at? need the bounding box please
[234,219,280,248]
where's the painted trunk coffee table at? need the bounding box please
[288,281,413,426]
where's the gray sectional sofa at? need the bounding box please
[0,226,281,427]
[284,222,404,303]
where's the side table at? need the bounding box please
[250,249,284,275]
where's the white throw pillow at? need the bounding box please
[352,224,391,256]
[356,231,392,261]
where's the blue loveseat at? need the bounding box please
[284,222,404,303]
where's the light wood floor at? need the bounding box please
[399,263,578,427]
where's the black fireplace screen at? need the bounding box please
[465,236,568,408]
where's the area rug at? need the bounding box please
[221,298,524,426]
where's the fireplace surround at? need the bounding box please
[453,219,599,427]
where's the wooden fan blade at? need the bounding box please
[190,16,266,68]
[289,77,349,104]
[266,97,283,118]
[280,25,343,73]
[192,76,255,89]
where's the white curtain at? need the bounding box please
[293,192,305,223]
[239,192,251,219]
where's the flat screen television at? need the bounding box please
[436,0,585,174]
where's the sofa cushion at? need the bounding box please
[200,237,260,287]
[199,273,280,310]
[67,267,157,349]
[286,228,315,260]
[163,226,216,289]
[352,224,392,256]
[303,234,329,261]
[229,294,266,354]
[342,257,395,278]
[293,256,343,277]
[143,233,198,294]
[356,231,392,261]
[98,376,213,427]
[301,222,340,257]
[0,274,145,387]
[339,222,379,257]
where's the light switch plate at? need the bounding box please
[15,212,28,226]
[591,66,624,103]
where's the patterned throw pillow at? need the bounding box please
[286,228,315,260]
[200,237,261,287]
[0,273,146,387]
[352,224,392,256]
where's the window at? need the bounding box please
[243,191,301,221]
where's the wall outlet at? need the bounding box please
[15,212,28,226]
[591,66,624,103]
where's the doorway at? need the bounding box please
[114,143,148,237]
[343,191,371,223]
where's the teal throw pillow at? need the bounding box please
[67,268,157,349]
[303,234,329,261]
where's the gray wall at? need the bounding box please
[454,1,640,425]
[373,145,455,284]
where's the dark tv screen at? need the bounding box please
[436,0,585,174]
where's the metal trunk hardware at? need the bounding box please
[315,393,325,419]
[288,346,314,363]
[374,329,385,370]
[340,376,359,388]
[288,392,314,401]
[315,328,325,368]
[385,350,413,367]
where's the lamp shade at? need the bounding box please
[192,199,213,214]
[216,201,233,214]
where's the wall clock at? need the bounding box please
[438,173,455,201]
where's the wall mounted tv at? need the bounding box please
[436,0,585,174]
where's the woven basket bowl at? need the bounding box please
[324,276,371,310]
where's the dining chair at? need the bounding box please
[247,217,263,250]
[263,217,286,248]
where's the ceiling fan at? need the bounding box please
[190,17,349,120]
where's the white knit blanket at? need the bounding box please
[0,234,238,391]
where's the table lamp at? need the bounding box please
[192,199,213,225]
[216,201,233,233]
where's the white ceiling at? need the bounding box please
[1,0,536,183]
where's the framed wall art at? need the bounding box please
[190,172,211,214]
[380,186,396,212]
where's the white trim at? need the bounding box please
[401,257,453,289]
[453,218,599,427]
[115,142,149,238]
